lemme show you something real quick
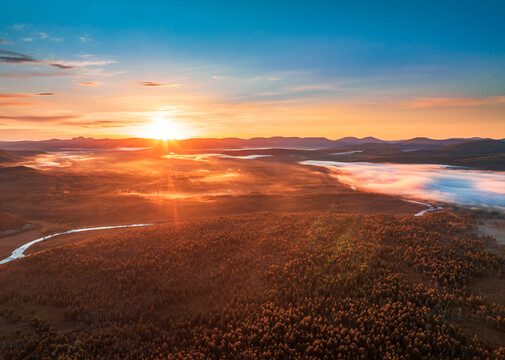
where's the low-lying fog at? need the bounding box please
[302,161,505,212]
[24,151,273,169]
[21,150,505,212]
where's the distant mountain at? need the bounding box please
[0,136,352,151]
[188,137,338,149]
[394,137,485,150]
[334,137,386,146]
[0,137,158,151]
[0,136,336,151]
[437,139,505,155]
[362,139,505,170]
[0,136,491,152]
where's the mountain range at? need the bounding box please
[0,136,492,152]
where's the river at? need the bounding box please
[0,224,153,265]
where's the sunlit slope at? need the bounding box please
[0,212,504,358]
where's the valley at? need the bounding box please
[0,136,504,358]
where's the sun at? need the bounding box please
[143,117,193,140]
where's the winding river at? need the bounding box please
[4,159,457,266]
[403,199,444,217]
[0,200,440,266]
[0,224,153,265]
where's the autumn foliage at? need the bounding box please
[0,212,504,359]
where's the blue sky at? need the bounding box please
[1,1,504,140]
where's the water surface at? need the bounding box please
[302,161,505,211]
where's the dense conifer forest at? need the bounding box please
[0,212,504,359]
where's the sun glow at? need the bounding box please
[143,117,194,140]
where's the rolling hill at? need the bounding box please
[0,149,19,163]
[394,137,484,150]
[438,139,505,155]
[362,139,505,170]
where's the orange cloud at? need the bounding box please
[0,101,45,107]
[0,92,32,99]
[0,114,80,122]
[127,81,179,87]
[61,120,128,128]
[0,92,55,107]
[401,96,505,108]
[79,81,101,86]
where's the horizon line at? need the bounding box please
[0,135,496,143]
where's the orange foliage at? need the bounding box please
[0,212,504,359]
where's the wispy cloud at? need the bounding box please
[0,102,27,107]
[0,71,73,78]
[0,38,10,44]
[0,114,80,122]
[0,48,83,77]
[11,23,25,31]
[79,81,101,86]
[79,68,125,77]
[50,62,75,70]
[1,52,116,71]
[0,95,54,109]
[38,32,63,42]
[401,96,505,109]
[0,91,54,107]
[61,120,126,128]
[58,59,117,67]
[0,92,32,99]
[128,81,179,87]
[0,101,46,107]
[0,49,38,64]
[0,92,54,99]
[21,37,33,42]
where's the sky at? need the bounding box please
[1,0,504,140]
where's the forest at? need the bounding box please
[0,211,504,359]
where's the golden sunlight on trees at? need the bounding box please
[0,212,504,359]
